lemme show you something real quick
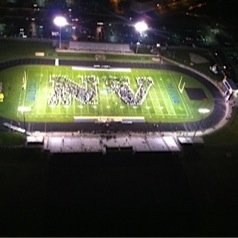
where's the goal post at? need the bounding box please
[0,93,4,102]
[22,71,27,90]
[178,76,185,93]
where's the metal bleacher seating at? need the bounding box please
[69,41,132,53]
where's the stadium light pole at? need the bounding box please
[53,16,68,49]
[136,41,140,54]
[134,21,148,53]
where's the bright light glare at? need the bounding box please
[53,16,68,27]
[134,21,148,34]
[18,106,31,112]
[234,90,238,98]
[198,108,210,114]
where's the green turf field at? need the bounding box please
[0,65,214,123]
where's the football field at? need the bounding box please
[0,65,214,123]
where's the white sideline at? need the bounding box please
[72,66,131,72]
[73,116,145,122]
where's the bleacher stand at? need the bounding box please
[69,41,132,54]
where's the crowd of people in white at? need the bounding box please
[48,75,98,106]
[109,76,153,106]
[48,75,153,107]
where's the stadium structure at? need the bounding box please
[0,41,235,153]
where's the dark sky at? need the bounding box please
[200,0,237,20]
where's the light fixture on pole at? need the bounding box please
[134,21,148,36]
[53,16,68,49]
[134,21,148,53]
[136,41,140,54]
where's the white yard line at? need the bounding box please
[72,66,131,72]
[169,71,190,118]
[157,72,176,116]
[22,68,28,107]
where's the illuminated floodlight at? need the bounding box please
[18,106,31,113]
[134,21,148,34]
[135,41,141,53]
[234,90,238,98]
[53,16,68,28]
[198,108,210,114]
[53,16,68,49]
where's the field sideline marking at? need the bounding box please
[169,71,191,118]
[151,72,166,117]
[170,71,191,118]
[20,68,28,113]
[72,66,131,72]
[153,76,167,117]
[17,72,24,118]
[149,71,162,118]
[164,72,178,116]
[169,71,189,117]
[157,71,176,116]
[74,116,145,122]
[144,69,158,118]
[45,68,49,115]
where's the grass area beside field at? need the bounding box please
[0,65,214,123]
[56,52,153,63]
[56,52,96,61]
[0,39,55,62]
[204,110,238,145]
[0,132,25,146]
[0,39,154,64]
[105,54,153,62]
[161,48,224,81]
